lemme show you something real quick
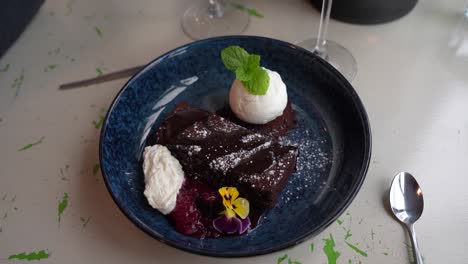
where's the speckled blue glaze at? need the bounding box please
[100,36,371,257]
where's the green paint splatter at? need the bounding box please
[92,114,104,129]
[18,137,45,151]
[44,64,58,72]
[229,2,264,18]
[8,250,50,261]
[80,217,91,227]
[65,0,74,15]
[0,64,10,72]
[383,252,389,256]
[58,193,69,223]
[323,234,340,264]
[337,219,343,225]
[310,243,314,253]
[345,241,368,257]
[48,47,61,55]
[405,242,425,264]
[93,164,101,175]
[277,254,288,264]
[83,14,95,20]
[11,69,24,97]
[344,229,352,240]
[348,260,352,264]
[94,27,103,38]
[409,255,425,264]
[65,55,75,62]
[96,68,103,76]
[288,259,301,264]
[59,167,69,181]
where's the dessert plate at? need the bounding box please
[100,36,371,257]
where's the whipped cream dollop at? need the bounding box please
[142,145,184,215]
[229,68,288,124]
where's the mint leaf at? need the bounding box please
[246,54,260,68]
[235,54,260,81]
[221,45,270,95]
[242,67,269,95]
[235,66,250,81]
[221,46,249,71]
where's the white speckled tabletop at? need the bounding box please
[1,0,468,263]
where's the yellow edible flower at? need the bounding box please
[218,187,250,219]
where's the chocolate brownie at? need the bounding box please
[148,103,298,210]
[217,101,297,138]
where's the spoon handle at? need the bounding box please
[407,224,424,264]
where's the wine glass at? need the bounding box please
[297,0,357,82]
[182,0,250,40]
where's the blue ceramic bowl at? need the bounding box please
[100,36,371,257]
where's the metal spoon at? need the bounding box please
[389,172,424,264]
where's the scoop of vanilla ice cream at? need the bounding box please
[229,68,287,124]
[142,145,184,215]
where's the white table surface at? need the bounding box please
[1,0,468,263]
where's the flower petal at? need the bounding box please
[213,215,242,234]
[232,197,250,219]
[239,217,251,234]
[227,187,239,201]
[219,187,239,208]
[225,208,236,219]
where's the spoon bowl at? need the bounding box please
[389,172,424,224]
[389,172,424,264]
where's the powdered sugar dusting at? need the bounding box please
[278,106,333,205]
[240,133,265,143]
[237,149,298,189]
[206,115,244,133]
[175,145,202,156]
[210,141,272,174]
[181,122,211,139]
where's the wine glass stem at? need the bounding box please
[314,0,333,57]
[208,0,225,18]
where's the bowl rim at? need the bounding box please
[99,35,372,258]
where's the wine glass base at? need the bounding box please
[297,38,357,82]
[182,2,250,40]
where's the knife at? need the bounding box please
[58,65,144,90]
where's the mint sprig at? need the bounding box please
[221,46,249,71]
[235,54,259,81]
[221,46,270,95]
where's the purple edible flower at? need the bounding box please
[213,215,251,235]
